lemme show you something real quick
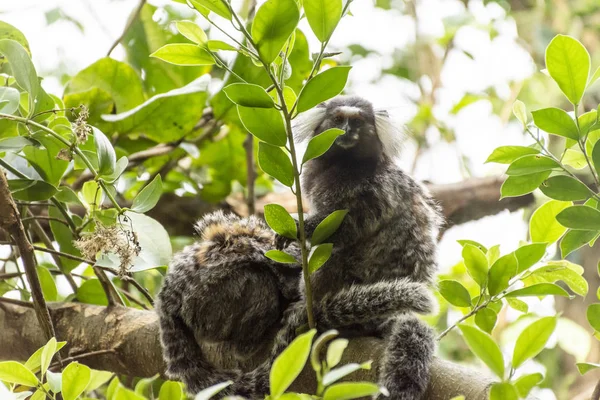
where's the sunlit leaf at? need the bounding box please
[304,0,342,42]
[252,0,300,64]
[151,43,214,66]
[224,83,274,108]
[531,107,579,140]
[462,244,488,287]
[529,200,572,243]
[131,174,163,213]
[458,325,504,379]
[546,35,590,105]
[438,280,471,307]
[264,203,297,239]
[297,66,351,112]
[308,243,333,273]
[270,329,316,397]
[485,146,539,164]
[512,316,557,368]
[302,128,344,164]
[539,175,590,201]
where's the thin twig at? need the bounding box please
[244,134,256,215]
[107,0,147,56]
[49,349,116,370]
[32,246,94,265]
[0,296,34,308]
[21,216,70,227]
[120,276,154,307]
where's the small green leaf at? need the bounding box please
[500,171,551,198]
[297,66,351,112]
[176,21,207,45]
[189,0,232,20]
[561,229,598,257]
[531,107,579,140]
[159,381,183,400]
[514,373,543,398]
[302,128,344,164]
[207,40,237,51]
[258,142,295,187]
[24,342,66,373]
[0,86,20,114]
[457,239,487,253]
[104,156,129,183]
[512,316,557,368]
[238,106,287,146]
[264,204,297,239]
[62,363,91,400]
[325,338,349,368]
[87,370,114,392]
[556,205,600,230]
[458,325,504,379]
[77,279,109,306]
[308,243,333,273]
[587,304,600,331]
[322,382,381,400]
[9,179,58,201]
[264,249,297,263]
[505,155,561,176]
[515,243,547,273]
[270,329,316,397]
[512,100,528,127]
[224,83,274,108]
[40,337,57,377]
[592,140,600,180]
[252,0,300,64]
[93,127,117,177]
[150,44,214,66]
[0,39,39,113]
[530,200,572,243]
[474,307,498,334]
[485,146,539,164]
[529,262,588,297]
[546,35,590,105]
[437,280,471,307]
[488,253,518,296]
[0,136,40,152]
[131,175,163,213]
[0,361,39,387]
[37,266,58,301]
[304,0,342,42]
[505,283,572,298]
[489,382,518,400]
[539,175,591,201]
[311,209,348,245]
[46,370,62,393]
[322,362,371,387]
[194,381,233,400]
[506,298,528,313]
[576,362,600,375]
[462,244,488,287]
[486,245,501,265]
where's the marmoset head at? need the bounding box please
[294,95,404,161]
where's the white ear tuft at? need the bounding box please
[374,109,406,159]
[292,107,327,142]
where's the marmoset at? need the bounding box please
[156,211,301,394]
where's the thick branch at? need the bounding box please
[0,303,492,399]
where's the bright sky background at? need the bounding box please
[0,1,567,398]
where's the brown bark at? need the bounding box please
[0,302,492,399]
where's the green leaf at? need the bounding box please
[505,155,561,176]
[77,279,109,306]
[561,229,598,257]
[587,304,600,331]
[485,146,539,164]
[40,337,57,377]
[297,66,351,112]
[270,329,316,397]
[457,239,487,253]
[176,21,207,45]
[265,249,297,264]
[592,140,600,179]
[0,21,30,57]
[512,316,557,368]
[194,381,233,400]
[0,361,39,387]
[488,253,518,296]
[308,243,333,273]
[62,363,91,400]
[93,127,117,177]
[512,100,528,127]
[486,245,501,265]
[46,370,62,393]
[38,266,58,302]
[48,206,82,272]
[326,338,348,368]
[462,244,488,287]
[322,362,370,386]
[24,341,66,373]
[0,39,38,113]
[189,0,232,20]
[539,175,590,201]
[514,373,543,398]
[23,135,69,186]
[437,280,471,307]
[258,142,295,186]
[577,362,600,375]
[150,43,214,66]
[556,205,600,230]
[546,35,590,105]
[252,0,300,64]
[238,106,287,146]
[505,283,571,298]
[159,381,183,400]
[207,40,237,51]
[9,179,58,201]
[121,211,172,272]
[322,382,381,400]
[474,308,498,333]
[115,385,147,400]
[87,370,114,392]
[104,156,129,183]
[302,128,344,164]
[500,171,551,199]
[131,175,163,213]
[264,204,297,239]
[531,107,579,140]
[506,297,528,313]
[563,148,588,169]
[0,86,20,114]
[0,136,39,152]
[311,209,348,245]
[224,83,274,108]
[304,0,342,42]
[529,200,572,243]
[458,325,504,379]
[102,76,208,142]
[515,243,547,273]
[529,262,588,297]
[489,382,518,400]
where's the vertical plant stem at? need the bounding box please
[244,133,256,215]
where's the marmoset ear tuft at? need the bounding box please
[292,107,328,142]
[374,109,406,159]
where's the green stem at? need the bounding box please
[98,180,123,213]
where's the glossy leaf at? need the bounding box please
[539,175,590,201]
[489,383,518,400]
[93,127,116,177]
[488,253,518,296]
[512,316,557,368]
[506,298,528,313]
[194,381,233,400]
[224,83,274,108]
[176,21,207,45]
[264,204,297,239]
[238,106,287,146]
[297,66,351,112]
[38,266,58,302]
[9,179,57,201]
[159,381,183,400]
[514,373,543,398]
[189,0,231,20]
[505,155,560,176]
[270,329,316,397]
[258,142,295,186]
[512,100,528,127]
[546,35,590,105]
[0,39,38,113]
[252,0,300,64]
[587,304,600,331]
[151,43,214,66]
[593,140,600,179]
[304,0,342,42]
[308,243,333,273]
[561,229,598,257]
[505,283,571,298]
[462,244,488,287]
[515,243,547,273]
[458,325,504,379]
[77,279,109,306]
[474,308,498,334]
[122,211,172,272]
[531,107,579,140]
[0,136,39,152]
[0,86,20,114]
[326,338,348,368]
[62,362,91,400]
[265,250,297,264]
[529,200,572,243]
[438,280,471,307]
[485,146,539,164]
[311,209,348,245]
[577,362,600,375]
[302,128,344,164]
[131,174,163,213]
[322,382,381,400]
[40,337,57,377]
[207,40,237,51]
[0,361,39,387]
[322,362,370,386]
[556,205,600,230]
[529,262,588,297]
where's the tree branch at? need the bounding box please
[0,302,492,399]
